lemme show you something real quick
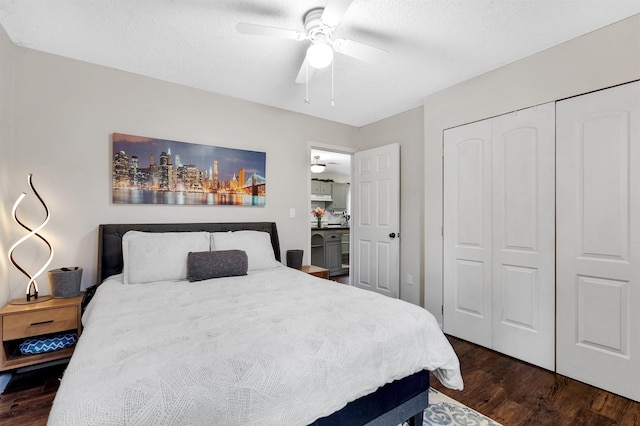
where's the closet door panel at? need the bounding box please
[492,103,556,370]
[581,113,629,258]
[443,119,493,347]
[557,82,640,401]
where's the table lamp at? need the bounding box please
[7,174,53,304]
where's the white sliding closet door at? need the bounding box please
[492,104,555,370]
[443,119,493,348]
[556,82,640,401]
[444,104,555,369]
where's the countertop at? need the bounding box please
[311,225,350,231]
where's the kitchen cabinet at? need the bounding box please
[311,180,332,196]
[324,231,343,276]
[341,231,350,266]
[310,229,349,277]
[329,182,348,210]
[311,232,325,267]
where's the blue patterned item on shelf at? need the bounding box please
[19,332,78,355]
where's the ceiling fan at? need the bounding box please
[236,0,388,84]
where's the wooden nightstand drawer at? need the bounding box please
[0,293,84,371]
[3,307,78,341]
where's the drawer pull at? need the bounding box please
[30,320,54,326]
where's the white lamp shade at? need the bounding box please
[307,42,333,69]
[311,155,326,173]
[310,163,326,173]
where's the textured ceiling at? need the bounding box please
[1,1,640,127]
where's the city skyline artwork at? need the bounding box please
[112,132,266,206]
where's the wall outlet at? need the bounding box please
[289,208,296,218]
[407,273,413,285]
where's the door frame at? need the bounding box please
[307,141,356,282]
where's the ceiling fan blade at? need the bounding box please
[295,56,315,84]
[320,0,353,28]
[236,22,306,41]
[333,38,388,63]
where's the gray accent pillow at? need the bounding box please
[187,250,248,282]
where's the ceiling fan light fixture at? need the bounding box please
[311,155,326,173]
[307,41,333,69]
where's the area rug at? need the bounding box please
[421,387,502,426]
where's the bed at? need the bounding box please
[48,222,462,425]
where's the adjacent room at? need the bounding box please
[1,1,639,425]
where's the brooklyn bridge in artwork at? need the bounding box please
[112,132,266,206]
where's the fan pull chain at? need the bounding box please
[302,59,336,107]
[331,60,335,107]
[304,60,310,104]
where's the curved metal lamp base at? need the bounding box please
[9,295,53,305]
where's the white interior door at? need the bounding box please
[352,143,400,298]
[443,120,493,347]
[556,82,640,401]
[491,103,555,370]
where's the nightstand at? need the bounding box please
[0,293,84,371]
[300,265,330,280]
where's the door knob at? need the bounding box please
[389,233,396,239]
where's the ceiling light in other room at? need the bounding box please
[310,155,326,173]
[307,41,333,69]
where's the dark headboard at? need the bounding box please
[97,222,281,283]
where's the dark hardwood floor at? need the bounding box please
[1,335,639,425]
[333,273,350,284]
[431,335,640,426]
[0,363,65,426]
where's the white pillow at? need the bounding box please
[211,231,281,271]
[122,231,211,284]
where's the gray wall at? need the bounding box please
[2,46,359,305]
[424,14,640,325]
[0,24,13,304]
[359,106,424,306]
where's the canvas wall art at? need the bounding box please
[112,133,266,206]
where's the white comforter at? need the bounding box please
[48,266,462,425]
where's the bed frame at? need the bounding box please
[96,222,429,426]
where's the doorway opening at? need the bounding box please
[309,148,352,284]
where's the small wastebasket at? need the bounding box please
[48,267,82,298]
[286,250,303,270]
